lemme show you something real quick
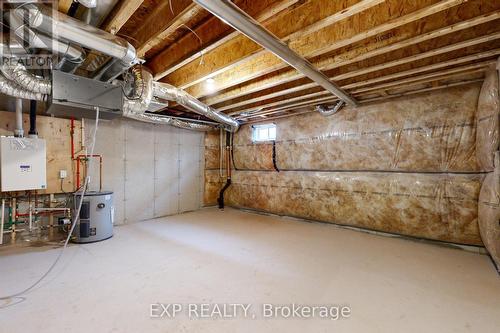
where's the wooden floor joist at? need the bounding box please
[245,77,484,121]
[102,0,145,34]
[181,0,469,100]
[195,3,499,107]
[229,62,494,115]
[218,19,500,112]
[223,45,500,115]
[162,0,388,89]
[150,0,301,80]
[333,31,500,81]
[245,77,484,123]
[132,0,200,58]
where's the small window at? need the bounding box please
[252,123,276,142]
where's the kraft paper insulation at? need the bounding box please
[204,82,499,247]
[205,170,483,245]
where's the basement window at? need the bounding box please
[252,123,276,142]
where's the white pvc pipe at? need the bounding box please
[15,98,24,137]
[29,204,32,232]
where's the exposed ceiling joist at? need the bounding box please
[229,47,500,114]
[163,0,384,90]
[132,0,199,57]
[229,62,494,116]
[183,0,474,100]
[246,76,484,120]
[150,0,301,80]
[98,0,499,124]
[102,0,145,34]
[201,7,500,108]
[246,77,483,123]
[194,0,358,106]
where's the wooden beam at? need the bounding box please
[161,0,386,88]
[179,0,467,98]
[359,78,484,103]
[246,78,483,123]
[131,0,198,58]
[215,42,500,114]
[58,0,73,14]
[197,9,500,107]
[102,0,145,34]
[341,48,500,89]
[229,63,493,115]
[333,31,500,81]
[352,61,494,94]
[245,77,484,120]
[190,0,489,102]
[149,0,300,80]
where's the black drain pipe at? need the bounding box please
[217,132,232,209]
[28,100,38,137]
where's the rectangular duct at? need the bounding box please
[47,70,123,119]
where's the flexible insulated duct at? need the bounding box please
[1,62,51,95]
[123,67,220,131]
[0,73,46,101]
[316,101,345,116]
[153,82,240,132]
[125,112,218,131]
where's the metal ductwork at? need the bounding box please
[6,10,85,73]
[123,67,220,131]
[194,0,358,107]
[153,82,240,132]
[316,101,345,117]
[1,5,237,132]
[13,3,138,80]
[125,112,218,131]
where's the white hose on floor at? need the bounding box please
[0,108,100,301]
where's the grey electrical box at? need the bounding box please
[47,70,123,120]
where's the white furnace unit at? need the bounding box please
[0,136,47,192]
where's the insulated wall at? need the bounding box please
[87,118,204,225]
[476,68,500,269]
[205,83,493,246]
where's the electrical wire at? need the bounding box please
[0,107,100,302]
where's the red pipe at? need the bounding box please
[16,211,66,217]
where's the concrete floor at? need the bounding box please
[0,207,499,333]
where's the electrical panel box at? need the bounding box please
[0,137,47,192]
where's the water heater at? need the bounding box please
[73,191,114,243]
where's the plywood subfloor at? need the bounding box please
[0,207,499,332]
